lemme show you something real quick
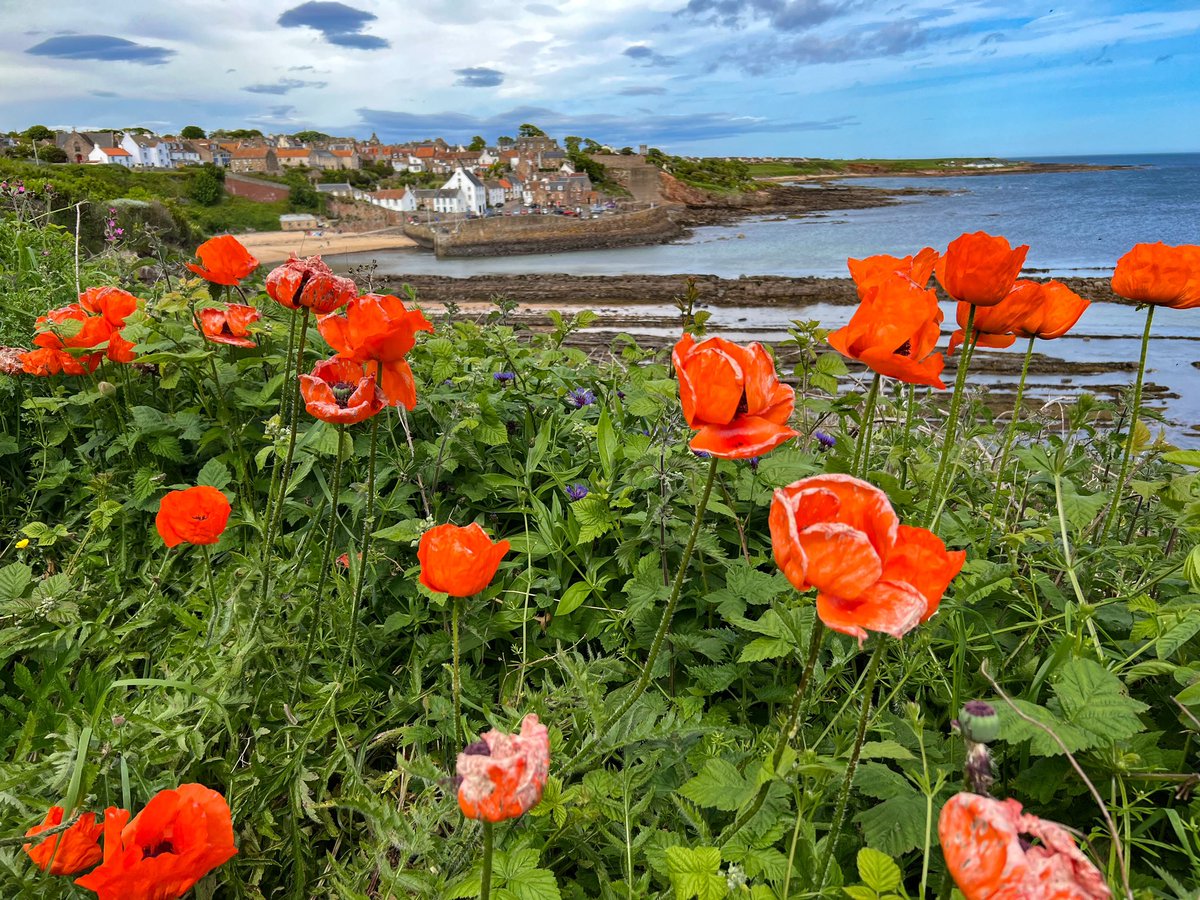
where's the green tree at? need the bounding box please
[291,130,331,143]
[468,135,486,151]
[39,146,68,163]
[497,135,514,145]
[563,135,582,154]
[619,146,635,155]
[518,123,546,138]
[180,125,206,139]
[189,170,223,206]
[23,125,53,142]
[288,179,320,213]
[582,138,603,154]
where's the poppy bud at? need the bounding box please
[958,700,1001,744]
[97,381,116,395]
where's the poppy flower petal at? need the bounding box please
[379,358,419,409]
[882,525,966,622]
[797,522,884,599]
[857,347,946,389]
[689,416,797,460]
[681,341,744,426]
[817,580,926,644]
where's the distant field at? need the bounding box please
[746,158,1010,177]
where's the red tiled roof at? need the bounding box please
[331,149,355,157]
[414,147,436,158]
[101,147,131,156]
[276,148,311,158]
[372,189,408,199]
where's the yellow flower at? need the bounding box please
[15,538,30,549]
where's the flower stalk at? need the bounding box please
[480,821,494,900]
[340,413,380,679]
[853,373,882,477]
[452,596,465,746]
[926,304,977,527]
[993,335,1036,531]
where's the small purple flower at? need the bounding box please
[442,378,454,386]
[815,431,836,451]
[747,456,761,472]
[566,482,589,501]
[567,387,595,408]
[493,371,516,384]
[693,449,711,459]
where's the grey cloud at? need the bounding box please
[618,86,669,95]
[354,104,858,146]
[89,90,119,98]
[680,0,842,31]
[454,66,505,87]
[278,1,389,49]
[242,78,328,95]
[714,19,926,73]
[26,34,175,65]
[524,3,561,14]
[624,45,678,66]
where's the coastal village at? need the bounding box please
[35,128,617,228]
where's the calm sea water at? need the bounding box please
[355,153,1200,279]
[340,153,1200,437]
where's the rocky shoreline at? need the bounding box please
[381,272,1124,309]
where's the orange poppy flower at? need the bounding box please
[947,281,1047,355]
[1110,242,1200,309]
[185,235,259,286]
[20,346,101,376]
[298,357,385,424]
[1014,280,1090,340]
[673,333,798,459]
[769,474,964,642]
[32,302,136,364]
[939,792,1111,900]
[418,522,511,597]
[79,286,137,329]
[457,714,550,823]
[23,806,103,875]
[828,276,947,388]
[847,246,939,295]
[317,293,434,409]
[936,231,1029,307]
[155,486,232,548]
[195,304,261,348]
[265,255,357,314]
[74,784,238,900]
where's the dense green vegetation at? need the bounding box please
[1,209,1199,900]
[646,150,762,193]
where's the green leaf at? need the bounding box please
[196,458,231,491]
[855,792,928,857]
[1163,450,1200,466]
[572,496,616,544]
[857,847,902,893]
[1059,486,1107,531]
[857,741,916,762]
[556,581,592,617]
[678,758,753,811]
[665,846,727,900]
[738,636,794,663]
[597,404,616,480]
[1156,610,1200,659]
[0,562,32,602]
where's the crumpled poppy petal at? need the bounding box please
[689,415,797,459]
[816,580,926,644]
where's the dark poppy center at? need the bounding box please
[293,271,313,305]
[736,391,749,415]
[331,382,356,406]
[463,740,491,756]
[144,840,175,858]
[894,339,912,357]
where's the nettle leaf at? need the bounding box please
[857,847,903,894]
[0,563,32,602]
[664,846,727,900]
[738,636,794,663]
[854,791,927,857]
[572,496,617,545]
[196,458,231,491]
[678,758,754,811]
[1059,485,1108,531]
[724,561,791,607]
[997,657,1148,755]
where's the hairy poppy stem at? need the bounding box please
[201,544,221,644]
[254,308,311,637]
[722,619,826,845]
[480,820,494,900]
[853,374,882,477]
[452,596,464,746]
[1099,305,1155,545]
[816,636,888,892]
[340,413,379,680]
[292,425,346,708]
[898,383,916,489]
[564,455,719,774]
[925,304,977,527]
[992,335,1036,533]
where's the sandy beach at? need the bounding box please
[237,229,417,265]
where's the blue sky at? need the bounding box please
[2,0,1198,156]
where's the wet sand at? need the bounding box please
[238,229,416,265]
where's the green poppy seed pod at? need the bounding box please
[958,700,1001,745]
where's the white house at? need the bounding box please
[120,133,172,168]
[483,180,506,208]
[365,188,416,212]
[89,145,134,167]
[165,140,201,167]
[411,188,463,214]
[442,167,487,215]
